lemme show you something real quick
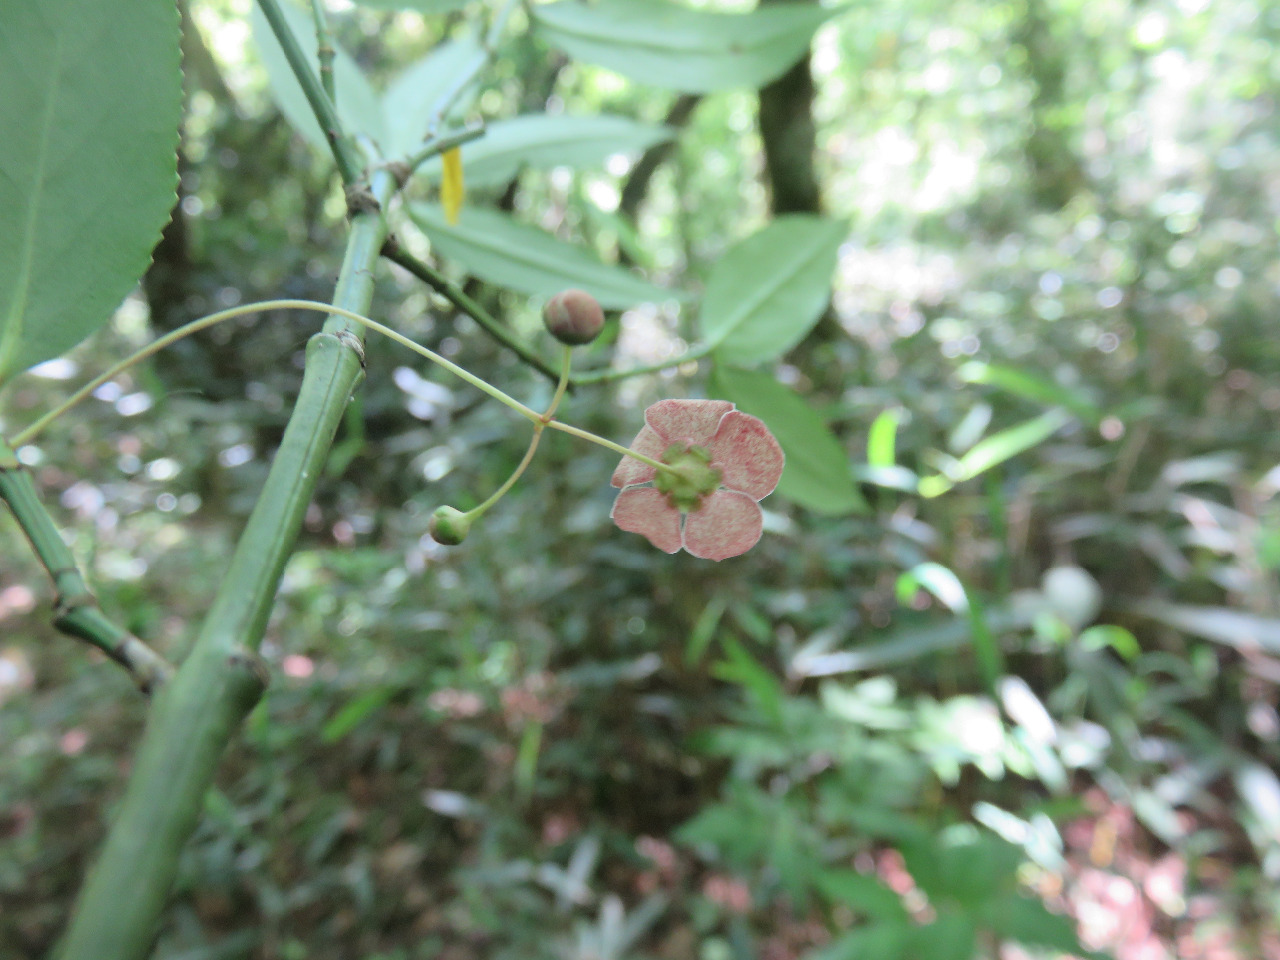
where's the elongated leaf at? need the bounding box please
[1125,600,1280,654]
[919,409,1072,498]
[410,203,674,308]
[867,408,902,468]
[532,0,835,93]
[711,364,865,515]
[416,114,673,188]
[0,0,181,385]
[701,217,847,366]
[252,0,385,152]
[957,361,1102,425]
[381,37,482,158]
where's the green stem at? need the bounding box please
[310,0,335,103]
[381,240,561,384]
[56,169,396,960]
[571,341,713,385]
[464,347,571,522]
[0,441,174,693]
[546,420,672,474]
[11,297,541,448]
[401,121,487,171]
[256,0,363,185]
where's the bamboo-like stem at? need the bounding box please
[56,173,395,960]
[257,0,363,185]
[309,0,335,103]
[0,442,174,693]
[381,239,561,384]
[571,342,712,385]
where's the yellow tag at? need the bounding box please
[442,147,464,225]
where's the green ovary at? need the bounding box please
[654,444,722,512]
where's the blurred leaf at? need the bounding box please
[984,896,1096,956]
[815,870,908,922]
[410,203,674,307]
[867,409,902,468]
[382,37,482,158]
[1078,624,1140,660]
[0,0,181,384]
[918,409,1072,498]
[1125,600,1280,654]
[252,0,385,151]
[531,0,836,93]
[416,114,673,188]
[957,361,1101,425]
[712,637,784,726]
[321,686,397,743]
[711,364,866,515]
[686,595,728,666]
[897,563,968,613]
[700,216,847,366]
[812,922,911,960]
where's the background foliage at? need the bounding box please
[2,0,1279,958]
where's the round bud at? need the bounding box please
[542,289,604,345]
[429,506,471,545]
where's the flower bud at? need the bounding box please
[429,506,470,545]
[542,289,604,345]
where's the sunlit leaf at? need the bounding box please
[867,408,902,468]
[0,0,181,385]
[532,0,837,93]
[919,409,1072,498]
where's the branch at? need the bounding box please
[256,0,364,185]
[0,444,173,693]
[380,237,562,384]
[57,169,397,960]
[569,341,713,386]
[309,0,336,103]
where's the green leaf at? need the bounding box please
[711,364,866,515]
[897,563,968,614]
[321,686,398,743]
[918,409,1072,498]
[957,361,1102,426]
[382,38,483,159]
[532,0,836,93]
[410,203,675,308]
[867,408,902,468]
[1124,600,1280,655]
[985,896,1092,956]
[700,216,847,366]
[252,0,385,152]
[816,870,909,921]
[416,114,673,188]
[0,0,181,385]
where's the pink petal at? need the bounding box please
[707,411,784,500]
[682,490,763,561]
[645,399,734,446]
[610,424,666,488]
[611,487,682,554]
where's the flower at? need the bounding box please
[610,399,784,561]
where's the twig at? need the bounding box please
[310,0,336,103]
[0,444,173,693]
[380,238,562,384]
[256,0,364,185]
[570,342,713,385]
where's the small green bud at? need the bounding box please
[429,506,471,545]
[542,288,604,345]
